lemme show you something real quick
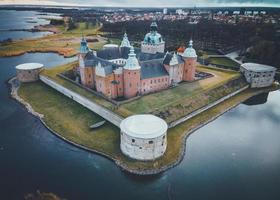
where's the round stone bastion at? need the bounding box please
[120,114,168,161]
[16,63,44,83]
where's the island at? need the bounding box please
[6,19,279,175]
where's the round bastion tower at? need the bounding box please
[182,40,197,82]
[123,46,141,99]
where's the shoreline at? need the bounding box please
[0,50,77,58]
[9,77,276,175]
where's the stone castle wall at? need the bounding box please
[17,68,41,83]
[141,42,165,54]
[120,131,167,161]
[183,58,197,82]
[140,76,169,95]
[123,69,141,99]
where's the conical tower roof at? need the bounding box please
[120,32,131,48]
[124,46,141,70]
[182,39,197,58]
[79,36,90,54]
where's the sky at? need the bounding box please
[0,0,280,7]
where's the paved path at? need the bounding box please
[225,50,243,64]
[40,75,124,127]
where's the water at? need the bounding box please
[0,9,280,200]
[0,56,279,200]
[0,10,54,41]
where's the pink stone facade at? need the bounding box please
[79,56,197,99]
[123,69,141,99]
[183,58,197,82]
[140,76,169,94]
[77,24,197,100]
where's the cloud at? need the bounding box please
[0,0,279,7]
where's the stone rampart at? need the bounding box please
[40,75,123,127]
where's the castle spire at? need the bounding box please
[120,32,131,48]
[80,36,89,54]
[182,39,197,58]
[124,46,141,70]
[150,20,158,32]
[189,39,193,48]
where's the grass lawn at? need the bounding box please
[209,57,240,69]
[17,80,277,172]
[0,23,107,57]
[42,62,243,123]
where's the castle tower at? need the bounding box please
[182,40,197,82]
[123,46,141,99]
[141,21,165,54]
[120,32,131,48]
[79,37,89,59]
[79,37,94,88]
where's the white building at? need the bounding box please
[16,63,44,83]
[120,114,168,161]
[240,63,276,88]
[163,8,168,15]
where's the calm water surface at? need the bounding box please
[0,10,280,200]
[0,52,279,200]
[0,10,55,41]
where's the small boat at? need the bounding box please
[90,120,106,129]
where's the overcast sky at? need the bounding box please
[1,0,280,7]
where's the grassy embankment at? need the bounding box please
[208,57,240,70]
[41,62,243,123]
[18,77,278,171]
[0,23,107,57]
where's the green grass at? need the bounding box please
[209,57,240,69]
[0,23,107,57]
[42,62,242,123]
[18,82,121,156]
[17,79,277,171]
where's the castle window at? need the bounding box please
[119,88,122,91]
[150,80,152,84]
[134,72,136,75]
[132,139,135,143]
[154,80,156,83]
[129,83,132,87]
[149,141,154,144]
[158,79,160,83]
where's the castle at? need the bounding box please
[78,21,197,99]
